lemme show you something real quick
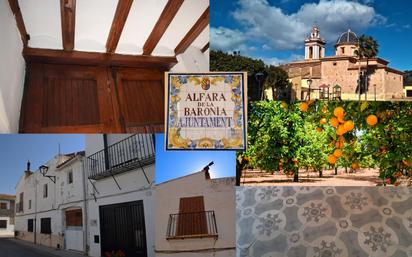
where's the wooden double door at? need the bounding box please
[20,63,164,133]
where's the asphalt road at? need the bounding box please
[0,238,58,257]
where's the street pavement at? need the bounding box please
[0,237,85,257]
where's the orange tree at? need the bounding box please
[239,100,412,184]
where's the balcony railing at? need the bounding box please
[166,211,218,239]
[15,202,23,213]
[86,134,155,180]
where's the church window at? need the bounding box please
[341,47,345,54]
[333,62,337,66]
[309,47,313,59]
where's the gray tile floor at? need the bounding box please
[236,186,412,257]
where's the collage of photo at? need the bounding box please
[0,0,411,257]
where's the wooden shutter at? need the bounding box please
[66,209,82,227]
[177,196,207,236]
[114,68,164,133]
[21,63,115,133]
[0,203,6,209]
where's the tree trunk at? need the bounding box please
[334,166,338,175]
[236,161,242,186]
[319,169,323,178]
[358,58,361,101]
[293,172,299,182]
[365,58,369,101]
[345,166,348,173]
[272,86,275,101]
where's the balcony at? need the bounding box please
[86,134,155,180]
[166,211,218,240]
[15,202,23,213]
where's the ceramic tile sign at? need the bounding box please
[165,72,247,150]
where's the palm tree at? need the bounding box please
[354,35,379,101]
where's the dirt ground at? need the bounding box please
[240,168,409,186]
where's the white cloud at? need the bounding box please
[259,54,305,66]
[227,0,385,51]
[210,26,247,52]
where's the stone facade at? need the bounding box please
[277,28,404,101]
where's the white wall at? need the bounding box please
[155,171,236,257]
[171,46,209,72]
[0,0,26,133]
[15,156,86,250]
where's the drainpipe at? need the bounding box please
[103,135,110,170]
[34,174,38,244]
[81,157,89,255]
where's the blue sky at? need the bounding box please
[0,134,85,195]
[155,134,235,183]
[211,0,412,71]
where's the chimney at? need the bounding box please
[24,160,32,177]
[203,161,214,179]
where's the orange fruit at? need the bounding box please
[336,125,346,136]
[300,102,309,112]
[338,116,345,124]
[351,162,360,170]
[320,118,327,125]
[316,127,323,132]
[333,107,345,118]
[307,100,314,105]
[328,154,337,164]
[330,117,339,127]
[343,120,354,131]
[366,114,378,126]
[333,149,343,158]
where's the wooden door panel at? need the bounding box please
[177,196,207,236]
[115,69,164,133]
[21,63,116,133]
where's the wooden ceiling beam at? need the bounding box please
[143,0,184,55]
[106,0,134,53]
[8,0,29,47]
[60,0,76,51]
[23,48,177,70]
[175,6,209,55]
[201,42,209,53]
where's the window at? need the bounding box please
[0,203,7,209]
[309,46,313,59]
[40,218,51,234]
[28,219,34,232]
[68,171,73,184]
[29,200,32,209]
[43,184,48,198]
[333,62,337,66]
[341,47,345,54]
[66,209,82,227]
[0,220,7,229]
[177,196,207,236]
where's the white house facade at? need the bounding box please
[154,166,236,257]
[85,134,156,257]
[14,153,86,251]
[0,194,15,237]
[14,133,155,257]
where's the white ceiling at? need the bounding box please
[18,0,209,56]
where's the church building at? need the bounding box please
[278,27,404,101]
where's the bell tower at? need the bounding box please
[305,26,326,60]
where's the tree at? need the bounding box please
[210,50,266,101]
[354,35,379,100]
[264,65,292,101]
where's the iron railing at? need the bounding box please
[86,134,155,180]
[166,211,218,239]
[15,202,23,213]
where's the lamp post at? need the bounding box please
[39,165,56,183]
[255,72,264,100]
[307,78,313,100]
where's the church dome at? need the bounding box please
[336,29,358,45]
